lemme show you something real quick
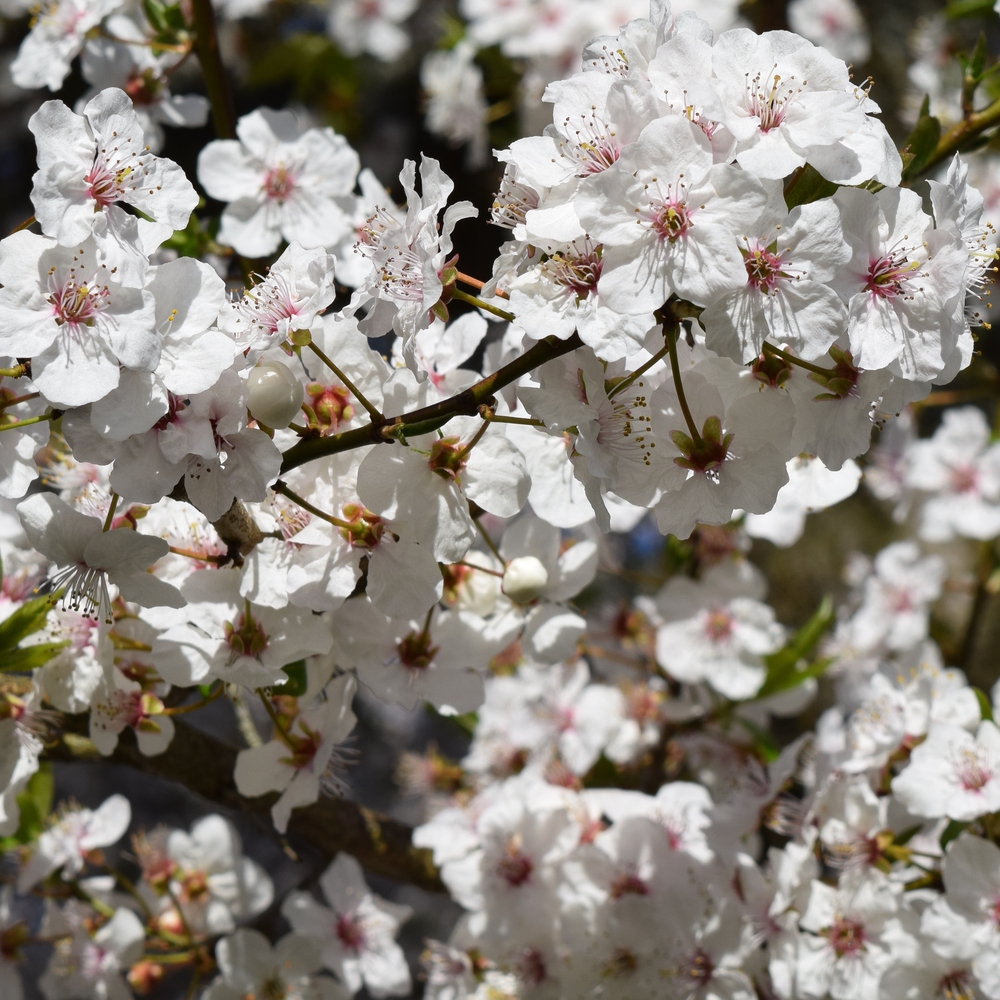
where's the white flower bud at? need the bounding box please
[246,361,304,428]
[502,556,549,604]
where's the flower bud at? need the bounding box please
[502,556,549,604]
[246,361,304,428]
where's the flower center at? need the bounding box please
[956,745,993,791]
[540,243,603,298]
[609,872,649,898]
[263,164,296,203]
[826,917,867,957]
[603,949,637,978]
[335,913,367,951]
[124,68,163,106]
[704,608,734,643]
[339,503,384,550]
[866,246,922,298]
[746,69,796,132]
[223,607,269,663]
[496,841,533,887]
[670,415,733,477]
[49,276,110,328]
[304,383,354,434]
[678,948,714,986]
[427,437,468,482]
[397,630,438,670]
[743,241,789,292]
[556,112,621,176]
[948,464,979,494]
[654,200,693,243]
[937,970,976,1000]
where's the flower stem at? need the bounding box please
[307,341,382,420]
[921,90,1000,176]
[0,364,28,379]
[272,480,351,530]
[8,215,34,235]
[474,517,503,563]
[478,407,544,426]
[190,0,235,138]
[665,319,702,446]
[164,683,224,716]
[0,391,39,407]
[761,341,838,378]
[607,343,670,400]
[0,413,52,434]
[257,691,297,750]
[168,545,228,564]
[455,420,490,462]
[450,287,517,323]
[103,493,120,532]
[455,270,509,300]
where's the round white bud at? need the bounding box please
[502,556,549,604]
[246,361,304,428]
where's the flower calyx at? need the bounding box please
[808,345,860,400]
[670,416,732,473]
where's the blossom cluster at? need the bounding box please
[0,0,1000,998]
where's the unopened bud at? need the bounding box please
[128,960,165,995]
[502,556,549,604]
[247,361,304,428]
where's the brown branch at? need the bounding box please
[48,716,443,892]
[280,333,583,474]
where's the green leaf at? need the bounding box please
[784,164,839,209]
[893,824,923,846]
[900,106,942,180]
[974,686,994,722]
[970,31,989,80]
[753,597,835,701]
[736,717,781,763]
[279,660,308,697]
[946,0,996,18]
[449,711,478,736]
[1,642,70,672]
[0,764,53,850]
[0,593,56,653]
[940,819,970,849]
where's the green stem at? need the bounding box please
[455,270,509,299]
[450,287,517,323]
[307,341,382,420]
[474,517,503,563]
[480,410,544,426]
[607,343,670,400]
[761,341,839,378]
[0,365,28,379]
[257,691,296,749]
[280,333,583,474]
[103,493,119,532]
[455,420,490,462]
[8,216,34,236]
[665,320,701,446]
[191,0,235,138]
[1,391,39,407]
[272,480,351,530]
[920,91,1000,176]
[0,413,53,434]
[163,683,224,716]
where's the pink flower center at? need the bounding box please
[743,243,788,292]
[335,913,366,951]
[263,164,296,203]
[956,745,993,792]
[704,609,734,643]
[396,629,438,670]
[937,969,975,999]
[679,948,714,986]
[496,842,533,887]
[948,464,980,494]
[866,247,922,298]
[540,243,603,297]
[609,872,649,899]
[745,70,794,132]
[49,276,110,328]
[304,383,354,434]
[654,200,693,242]
[826,917,867,957]
[557,113,620,177]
